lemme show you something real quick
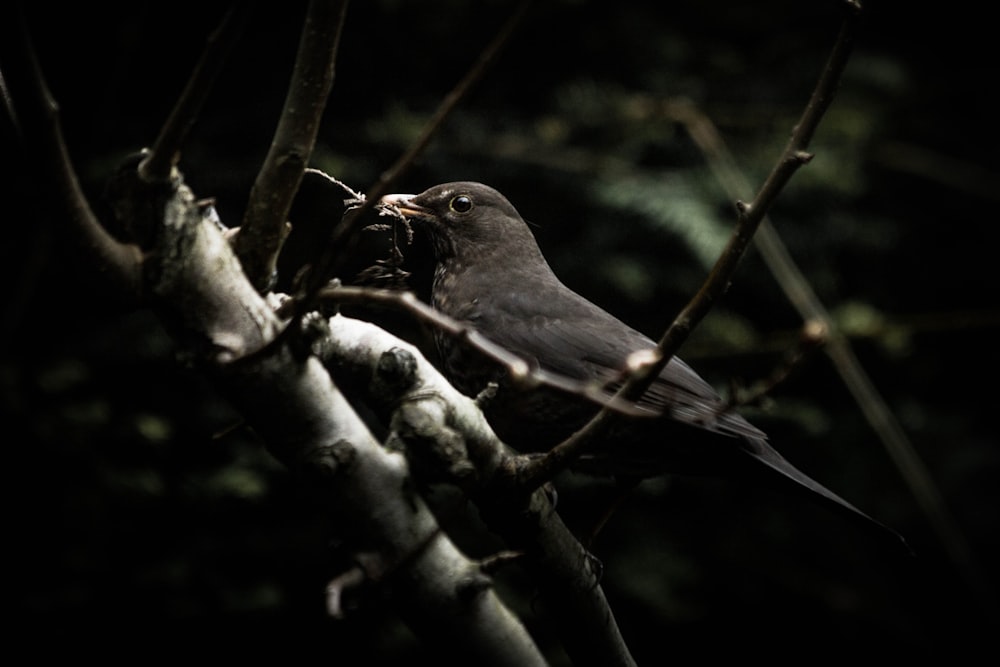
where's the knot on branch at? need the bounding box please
[791,149,814,165]
[325,566,370,619]
[326,547,407,619]
[296,438,357,481]
[295,310,333,360]
[475,382,499,409]
[456,569,495,602]
[389,398,477,484]
[373,347,420,397]
[104,150,181,249]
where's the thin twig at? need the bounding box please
[2,8,143,303]
[236,0,349,292]
[313,284,649,418]
[516,2,862,491]
[369,0,535,200]
[666,94,997,619]
[298,0,534,305]
[653,2,859,376]
[726,319,828,410]
[138,2,254,183]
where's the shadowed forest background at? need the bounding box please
[5,0,998,661]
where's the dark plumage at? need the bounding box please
[380,182,908,555]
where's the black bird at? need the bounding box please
[380,182,908,554]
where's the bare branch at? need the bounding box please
[1,9,143,304]
[663,94,997,613]
[236,0,349,292]
[367,0,535,199]
[516,2,862,490]
[138,2,254,183]
[652,2,859,375]
[725,318,828,410]
[298,0,534,306]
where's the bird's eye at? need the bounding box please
[449,195,473,213]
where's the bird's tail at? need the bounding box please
[739,436,912,558]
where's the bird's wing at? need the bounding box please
[484,286,767,441]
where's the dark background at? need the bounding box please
[5,0,997,662]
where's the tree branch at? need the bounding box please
[648,0,860,392]
[315,312,636,666]
[236,0,349,292]
[663,94,995,623]
[516,0,862,490]
[138,2,254,183]
[313,282,649,418]
[2,8,143,304]
[298,0,534,306]
[105,162,547,666]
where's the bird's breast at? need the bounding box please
[432,261,488,321]
[431,264,456,313]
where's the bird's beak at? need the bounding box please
[379,193,432,220]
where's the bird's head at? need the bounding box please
[380,182,540,262]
